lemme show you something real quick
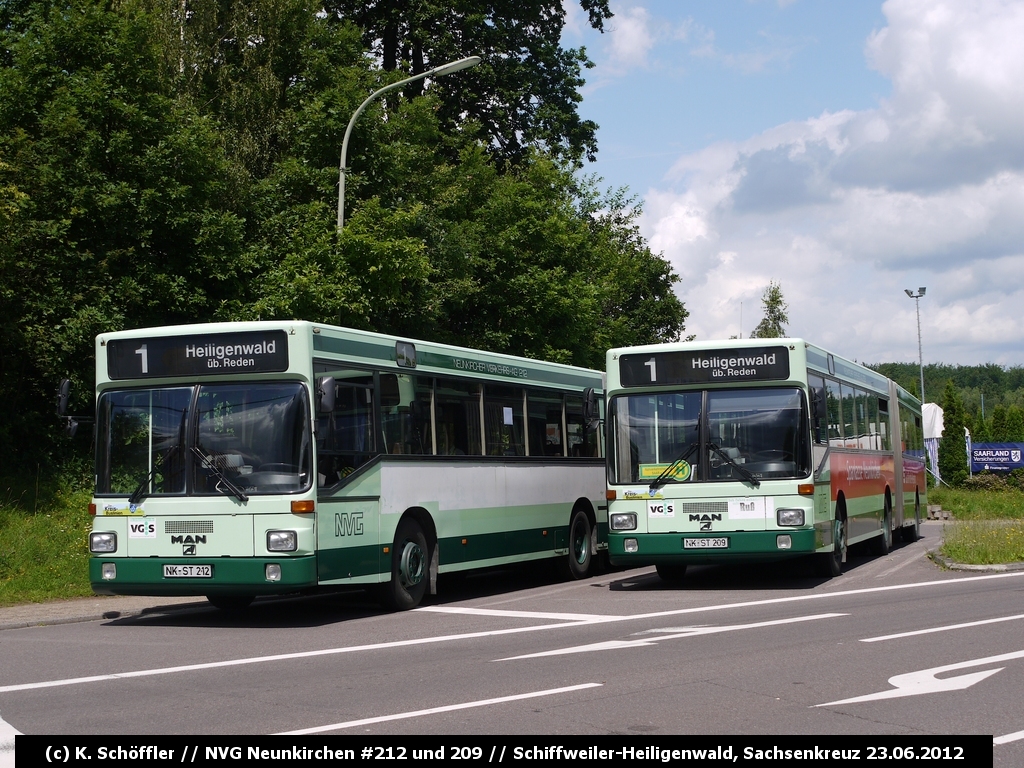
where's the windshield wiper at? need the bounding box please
[128,409,188,506]
[191,445,249,502]
[708,441,761,488]
[649,441,699,491]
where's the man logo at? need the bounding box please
[183,544,196,555]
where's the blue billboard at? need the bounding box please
[971,443,1024,473]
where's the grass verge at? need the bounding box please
[930,484,1024,565]
[0,478,93,607]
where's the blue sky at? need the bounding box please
[561,0,1024,370]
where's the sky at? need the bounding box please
[561,0,1024,368]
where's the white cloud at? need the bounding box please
[642,0,1024,366]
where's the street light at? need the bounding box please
[905,287,926,404]
[337,55,482,231]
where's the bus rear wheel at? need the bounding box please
[902,498,921,543]
[380,518,429,611]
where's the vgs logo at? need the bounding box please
[128,520,156,538]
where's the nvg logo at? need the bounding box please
[335,512,364,537]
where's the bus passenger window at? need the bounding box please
[435,379,482,456]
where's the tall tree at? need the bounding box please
[750,280,789,339]
[1005,406,1024,442]
[991,404,1008,442]
[325,0,612,166]
[938,379,968,487]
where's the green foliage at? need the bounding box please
[749,280,788,339]
[0,477,93,605]
[1004,406,1024,442]
[325,0,612,166]
[938,379,968,487]
[0,0,688,474]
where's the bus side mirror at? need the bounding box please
[56,379,78,437]
[57,379,71,416]
[582,387,600,433]
[316,376,336,414]
[811,387,827,421]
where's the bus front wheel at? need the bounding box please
[564,508,593,580]
[380,518,429,611]
[206,595,254,611]
[655,563,687,582]
[817,515,846,578]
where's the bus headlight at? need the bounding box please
[265,564,282,582]
[624,538,639,553]
[610,513,637,531]
[267,530,297,552]
[90,532,117,553]
[776,508,805,526]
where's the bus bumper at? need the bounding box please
[608,529,819,566]
[90,556,318,596]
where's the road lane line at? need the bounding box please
[817,648,1024,706]
[497,613,847,660]
[994,729,1024,745]
[3,571,1022,694]
[418,606,608,621]
[0,709,21,768]
[861,613,1024,642]
[274,683,603,735]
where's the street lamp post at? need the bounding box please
[905,287,927,404]
[337,56,482,231]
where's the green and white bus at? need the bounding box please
[604,338,926,580]
[87,321,605,610]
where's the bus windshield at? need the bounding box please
[96,382,312,497]
[609,387,810,484]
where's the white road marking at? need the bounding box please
[497,613,847,660]
[274,683,603,735]
[2,571,1022,695]
[861,613,1024,643]
[0,709,21,768]
[817,648,1024,707]
[994,729,1024,745]
[418,606,607,621]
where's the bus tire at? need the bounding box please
[564,507,594,580]
[380,518,429,611]
[207,595,254,611]
[817,514,846,578]
[871,498,892,556]
[655,563,687,582]
[902,497,921,543]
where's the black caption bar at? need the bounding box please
[17,735,991,768]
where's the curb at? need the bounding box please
[0,598,208,632]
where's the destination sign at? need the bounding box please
[107,330,289,379]
[619,346,790,387]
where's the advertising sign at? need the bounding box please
[970,442,1024,473]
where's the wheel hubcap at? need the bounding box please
[572,521,589,564]
[399,540,424,587]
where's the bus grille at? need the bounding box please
[677,502,729,517]
[164,520,215,534]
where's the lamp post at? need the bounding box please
[337,56,482,231]
[905,287,926,404]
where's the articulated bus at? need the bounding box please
[87,321,605,610]
[603,338,926,580]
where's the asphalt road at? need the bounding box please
[1,520,1020,765]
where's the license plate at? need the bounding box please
[163,564,212,578]
[683,537,729,549]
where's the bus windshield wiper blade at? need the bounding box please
[128,460,164,507]
[708,442,761,488]
[191,445,249,502]
[649,441,698,491]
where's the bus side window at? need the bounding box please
[807,374,827,444]
[314,368,375,487]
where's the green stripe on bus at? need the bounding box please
[89,556,317,596]
[439,525,568,565]
[607,529,818,564]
